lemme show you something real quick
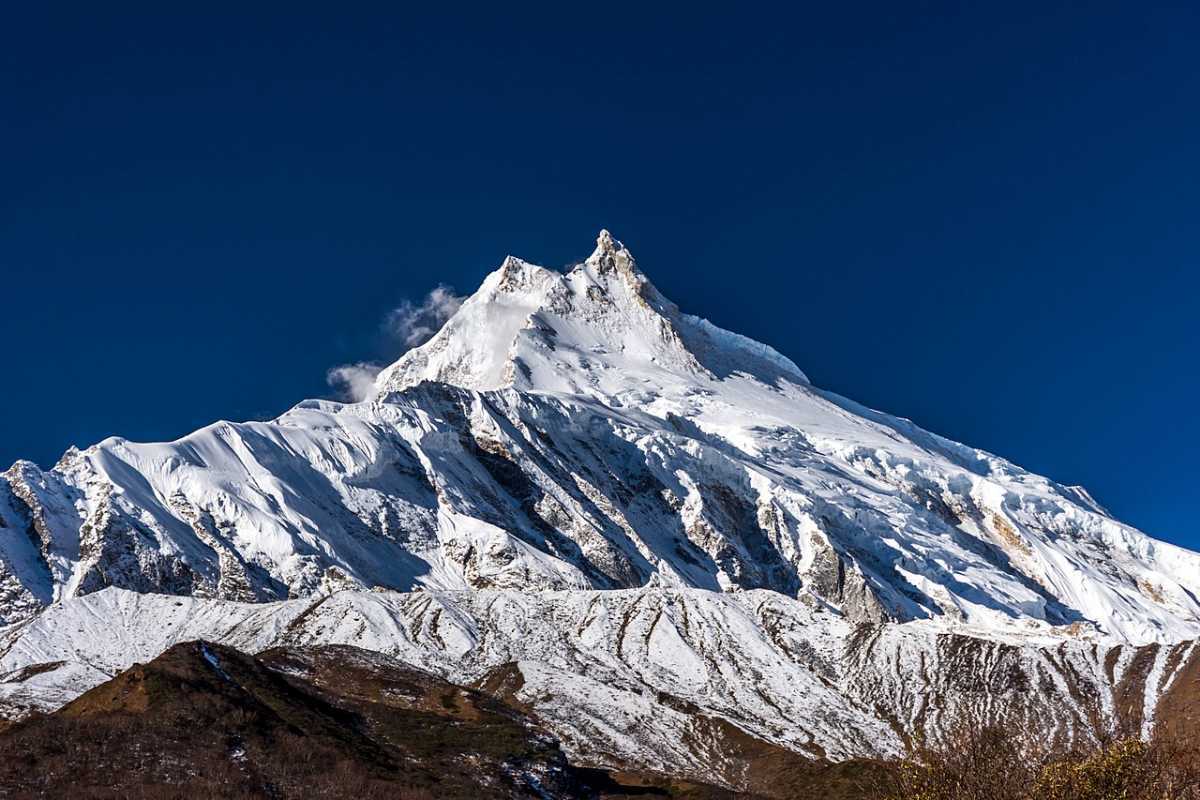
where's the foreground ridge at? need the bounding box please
[0,637,752,798]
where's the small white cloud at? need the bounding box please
[383,285,464,347]
[325,362,382,403]
[325,285,465,402]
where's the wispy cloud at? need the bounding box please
[325,285,465,402]
[325,362,384,403]
[383,285,464,348]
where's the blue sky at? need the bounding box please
[1,3,1197,549]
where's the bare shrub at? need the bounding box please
[869,713,1200,800]
[1033,735,1200,800]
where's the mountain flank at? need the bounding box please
[1,231,1199,795]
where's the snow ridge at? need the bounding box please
[1,230,1198,771]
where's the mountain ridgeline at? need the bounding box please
[1,232,1198,793]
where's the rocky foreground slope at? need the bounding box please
[1,231,1199,790]
[0,638,750,799]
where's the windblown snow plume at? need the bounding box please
[385,284,464,347]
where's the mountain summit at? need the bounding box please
[376,230,807,397]
[2,231,1198,644]
[3,231,1200,784]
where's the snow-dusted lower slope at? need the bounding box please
[1,587,1196,788]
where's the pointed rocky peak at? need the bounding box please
[571,230,679,325]
[592,228,623,257]
[492,254,561,296]
[373,229,808,396]
[581,229,642,282]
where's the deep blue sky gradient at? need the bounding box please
[2,4,1198,548]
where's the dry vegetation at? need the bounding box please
[866,712,1200,800]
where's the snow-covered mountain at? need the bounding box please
[2,231,1198,780]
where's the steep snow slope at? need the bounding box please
[2,231,1196,642]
